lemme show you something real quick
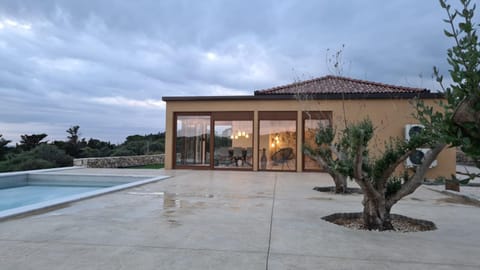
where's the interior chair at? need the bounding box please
[271,147,295,169]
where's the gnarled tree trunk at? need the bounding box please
[308,151,348,193]
[359,144,446,231]
[362,196,393,231]
[453,97,480,140]
[333,174,347,193]
[453,97,480,125]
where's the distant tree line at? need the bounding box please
[0,126,165,172]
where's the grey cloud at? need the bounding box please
[0,0,458,143]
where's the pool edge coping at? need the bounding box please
[0,166,83,177]
[0,171,170,221]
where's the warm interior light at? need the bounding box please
[271,143,275,147]
[229,128,251,140]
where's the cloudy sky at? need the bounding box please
[0,0,460,144]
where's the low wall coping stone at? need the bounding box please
[74,154,165,168]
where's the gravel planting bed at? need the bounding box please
[313,186,362,194]
[322,212,437,232]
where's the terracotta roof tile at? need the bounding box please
[254,75,430,95]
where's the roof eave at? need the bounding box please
[162,92,444,102]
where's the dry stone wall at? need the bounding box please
[74,154,165,168]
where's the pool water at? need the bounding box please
[0,169,169,220]
[0,185,100,211]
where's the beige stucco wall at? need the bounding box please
[164,98,455,179]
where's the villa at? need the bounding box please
[162,75,455,178]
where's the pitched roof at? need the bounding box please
[254,75,430,96]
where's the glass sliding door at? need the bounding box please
[303,111,332,171]
[175,115,211,167]
[258,112,297,171]
[213,120,253,169]
[174,112,253,170]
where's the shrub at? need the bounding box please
[32,144,73,167]
[0,144,73,172]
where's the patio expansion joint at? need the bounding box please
[265,175,277,270]
[267,251,480,268]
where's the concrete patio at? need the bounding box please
[0,168,479,269]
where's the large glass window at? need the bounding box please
[213,120,253,169]
[175,115,210,167]
[259,112,297,171]
[303,111,332,171]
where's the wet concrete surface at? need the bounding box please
[0,169,479,269]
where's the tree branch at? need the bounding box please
[380,150,413,184]
[352,144,381,199]
[386,143,446,208]
[329,144,344,161]
[304,147,335,176]
[445,3,470,70]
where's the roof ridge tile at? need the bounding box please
[254,75,429,95]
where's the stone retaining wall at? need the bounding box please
[74,154,165,168]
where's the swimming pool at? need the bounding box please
[0,167,169,220]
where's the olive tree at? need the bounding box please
[418,0,480,170]
[337,119,444,230]
[298,45,351,193]
[304,125,349,193]
[303,0,477,230]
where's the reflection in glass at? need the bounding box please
[176,115,210,166]
[259,120,296,171]
[304,119,331,170]
[214,120,253,168]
